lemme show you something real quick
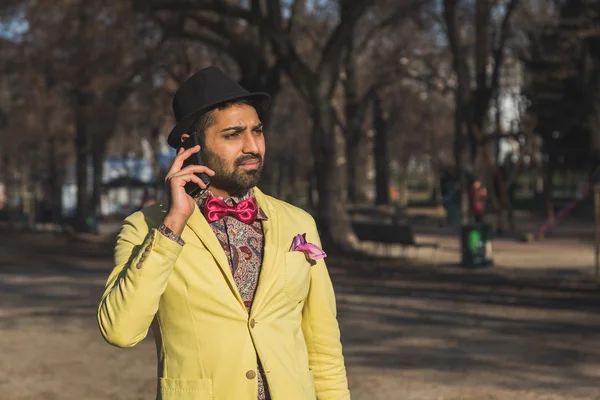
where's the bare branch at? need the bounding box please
[318,0,374,96]
[144,0,253,21]
[287,0,306,34]
[265,0,283,30]
[356,0,426,54]
[178,30,228,49]
[187,14,234,42]
[257,0,316,99]
[475,0,491,93]
[113,35,168,100]
[443,0,471,102]
[164,66,187,85]
[334,107,348,131]
[296,24,325,52]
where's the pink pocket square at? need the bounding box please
[290,233,327,261]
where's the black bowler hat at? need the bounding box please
[167,66,271,148]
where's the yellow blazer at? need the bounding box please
[97,188,350,400]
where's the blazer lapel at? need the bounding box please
[250,188,281,314]
[185,203,246,312]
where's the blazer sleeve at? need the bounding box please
[97,211,184,348]
[301,218,351,400]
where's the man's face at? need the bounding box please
[201,104,265,195]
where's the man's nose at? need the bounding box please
[242,132,260,154]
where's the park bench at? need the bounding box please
[351,220,440,260]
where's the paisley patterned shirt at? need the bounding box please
[158,188,270,400]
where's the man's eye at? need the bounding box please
[226,132,240,139]
[254,129,263,135]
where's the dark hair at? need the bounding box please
[192,98,255,146]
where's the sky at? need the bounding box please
[0,10,27,40]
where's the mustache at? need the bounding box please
[235,154,262,167]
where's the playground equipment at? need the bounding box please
[524,172,600,281]
[528,172,599,241]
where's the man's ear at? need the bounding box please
[180,133,191,142]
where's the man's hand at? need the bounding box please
[163,145,215,235]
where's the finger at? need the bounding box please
[169,173,209,189]
[180,174,208,189]
[165,148,183,182]
[189,174,208,189]
[167,145,201,175]
[178,164,216,176]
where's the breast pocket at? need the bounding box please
[284,251,312,301]
[158,378,213,400]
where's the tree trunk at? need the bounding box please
[489,172,505,233]
[239,65,281,196]
[432,163,442,205]
[491,168,517,233]
[307,168,316,212]
[491,94,506,231]
[20,162,34,229]
[396,165,409,207]
[312,103,356,251]
[275,156,284,199]
[347,133,370,204]
[343,36,369,204]
[426,98,441,205]
[0,148,8,213]
[90,108,119,226]
[444,0,472,226]
[544,156,555,220]
[74,105,91,232]
[151,127,163,202]
[454,108,470,225]
[47,136,62,225]
[91,140,107,226]
[286,155,296,203]
[373,92,389,205]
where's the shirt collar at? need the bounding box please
[195,188,268,220]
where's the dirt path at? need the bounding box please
[1,230,599,399]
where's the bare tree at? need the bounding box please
[21,0,165,231]
[442,0,520,227]
[138,0,381,249]
[340,0,426,204]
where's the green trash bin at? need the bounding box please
[460,222,493,267]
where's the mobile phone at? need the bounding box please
[178,134,211,197]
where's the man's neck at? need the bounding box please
[207,187,233,199]
[207,187,250,200]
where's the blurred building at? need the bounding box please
[61,149,175,217]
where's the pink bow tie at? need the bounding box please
[203,195,258,224]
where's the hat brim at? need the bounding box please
[167,92,271,149]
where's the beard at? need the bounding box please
[203,148,263,194]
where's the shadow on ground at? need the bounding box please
[327,254,600,395]
[1,230,599,397]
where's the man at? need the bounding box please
[97,66,350,400]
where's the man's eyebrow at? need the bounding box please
[219,125,245,133]
[219,123,263,133]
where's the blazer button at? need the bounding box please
[249,319,256,328]
[246,370,256,379]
